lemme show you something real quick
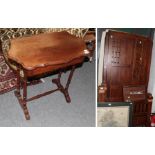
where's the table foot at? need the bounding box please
[63,89,71,103]
[23,106,30,120]
[52,78,71,103]
[14,91,30,120]
[52,67,75,103]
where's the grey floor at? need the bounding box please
[0,60,95,127]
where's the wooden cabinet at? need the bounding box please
[101,30,153,126]
[104,31,152,101]
[123,86,146,102]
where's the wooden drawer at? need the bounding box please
[123,86,146,102]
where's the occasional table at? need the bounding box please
[8,31,90,120]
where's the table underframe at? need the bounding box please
[14,66,75,120]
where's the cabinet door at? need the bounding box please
[132,39,152,85]
[106,32,134,101]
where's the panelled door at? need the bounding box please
[104,31,152,101]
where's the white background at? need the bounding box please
[148,34,155,112]
[0,0,155,155]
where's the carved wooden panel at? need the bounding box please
[109,35,134,67]
[102,30,153,126]
[110,36,121,65]
[106,32,134,101]
[104,31,152,103]
[132,40,146,84]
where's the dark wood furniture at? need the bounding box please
[99,30,153,126]
[123,86,146,102]
[0,28,89,95]
[123,86,153,126]
[98,83,107,102]
[84,30,95,60]
[7,31,90,120]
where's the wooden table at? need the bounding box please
[8,31,90,120]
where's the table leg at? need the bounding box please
[14,70,30,120]
[23,78,27,101]
[64,66,75,102]
[15,69,21,97]
[22,78,30,120]
[52,66,75,103]
[14,66,75,119]
[65,66,75,90]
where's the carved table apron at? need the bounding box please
[8,31,90,120]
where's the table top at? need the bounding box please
[8,31,87,70]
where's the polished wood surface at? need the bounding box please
[8,31,87,70]
[104,30,152,102]
[7,31,89,120]
[100,30,153,126]
[123,86,146,102]
[98,83,107,102]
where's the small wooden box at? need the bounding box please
[123,86,146,102]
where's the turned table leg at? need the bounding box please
[15,69,21,96]
[14,70,30,120]
[14,66,76,120]
[22,78,30,120]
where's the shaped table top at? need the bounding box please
[8,31,88,70]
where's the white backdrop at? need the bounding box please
[1,0,155,154]
[148,31,155,112]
